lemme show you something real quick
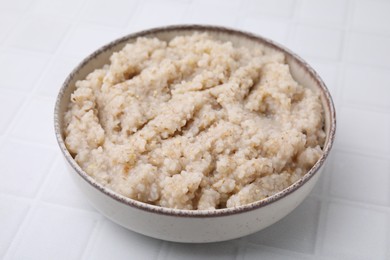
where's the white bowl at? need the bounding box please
[54,25,336,243]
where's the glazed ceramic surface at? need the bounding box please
[54,25,336,243]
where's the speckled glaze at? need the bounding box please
[54,25,336,243]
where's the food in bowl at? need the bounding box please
[64,33,325,210]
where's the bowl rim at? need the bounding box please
[54,24,336,218]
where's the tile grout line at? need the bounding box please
[35,196,97,214]
[291,1,327,258]
[293,19,348,34]
[334,0,355,108]
[230,236,251,260]
[79,218,104,260]
[4,136,60,151]
[309,180,390,213]
[285,0,302,47]
[312,0,357,255]
[319,151,336,205]
[156,241,171,260]
[38,199,98,215]
[334,136,390,160]
[123,2,140,32]
[333,146,390,161]
[313,0,347,249]
[327,194,390,212]
[343,57,390,70]
[0,193,34,204]
[328,196,390,213]
[235,237,256,260]
[229,0,247,30]
[288,0,345,257]
[118,0,142,31]
[234,242,245,260]
[313,197,329,256]
[0,190,97,216]
[232,240,242,260]
[340,100,390,115]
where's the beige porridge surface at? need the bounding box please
[64,33,325,210]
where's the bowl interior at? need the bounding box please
[54,25,336,216]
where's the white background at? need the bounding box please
[1,0,390,259]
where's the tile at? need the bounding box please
[321,202,388,259]
[0,12,21,43]
[342,65,390,109]
[10,96,58,146]
[10,203,100,260]
[0,51,49,91]
[345,32,390,69]
[297,0,348,27]
[131,0,188,31]
[81,0,138,27]
[0,0,34,12]
[351,0,390,35]
[31,0,84,20]
[238,17,290,46]
[0,90,25,134]
[183,0,240,27]
[242,0,296,18]
[0,139,56,197]
[336,107,390,154]
[330,151,390,206]
[289,25,343,61]
[36,57,79,98]
[86,220,161,260]
[41,158,96,211]
[247,197,320,253]
[60,23,124,60]
[0,197,29,257]
[7,16,70,53]
[166,241,237,260]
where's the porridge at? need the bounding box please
[64,33,325,210]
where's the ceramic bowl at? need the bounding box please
[54,25,336,243]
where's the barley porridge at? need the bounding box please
[64,33,325,210]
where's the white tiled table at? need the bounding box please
[1,0,390,259]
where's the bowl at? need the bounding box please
[54,25,336,243]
